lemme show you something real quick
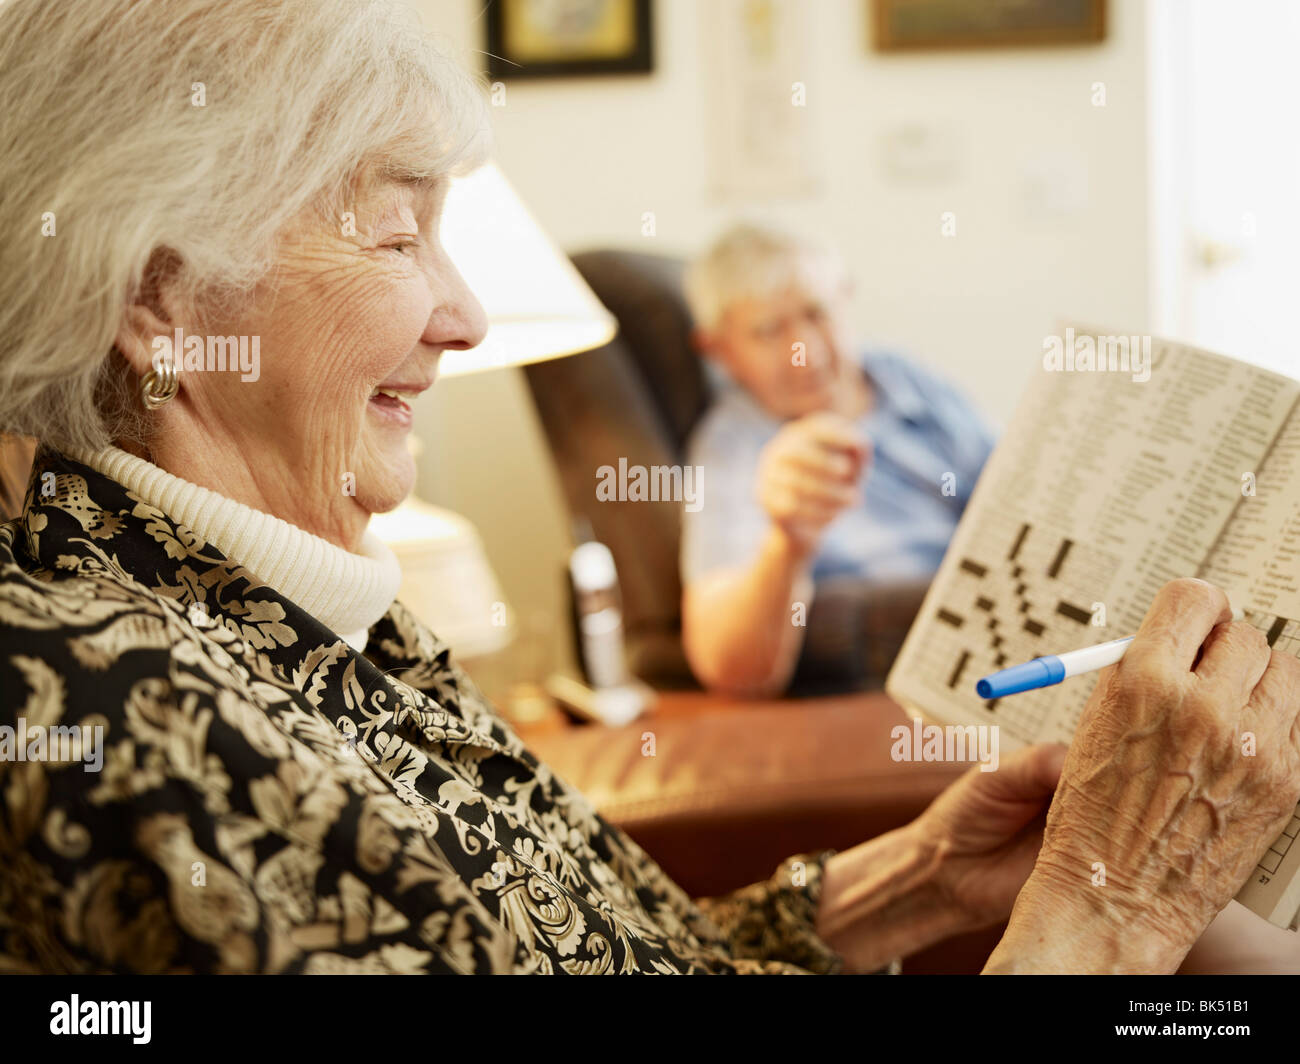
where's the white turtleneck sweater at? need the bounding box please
[71,446,403,652]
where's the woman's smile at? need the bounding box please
[367,366,438,429]
[368,387,416,427]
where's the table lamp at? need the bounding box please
[371,162,616,664]
[437,162,617,377]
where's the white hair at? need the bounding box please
[0,0,490,453]
[683,223,849,331]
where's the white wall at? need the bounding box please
[410,0,1152,680]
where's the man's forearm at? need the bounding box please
[682,526,813,695]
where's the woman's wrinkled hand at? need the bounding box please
[991,577,1300,973]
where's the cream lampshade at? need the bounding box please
[437,162,617,376]
[372,162,615,658]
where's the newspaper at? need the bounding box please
[886,329,1300,928]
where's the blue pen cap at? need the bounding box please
[975,657,1066,699]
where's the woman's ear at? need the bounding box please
[115,303,171,378]
[114,247,184,378]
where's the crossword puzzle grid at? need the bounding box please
[914,511,1122,743]
[1245,610,1300,879]
[1246,609,1300,662]
[1258,814,1300,876]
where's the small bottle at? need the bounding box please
[568,537,629,691]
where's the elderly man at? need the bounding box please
[681,224,995,695]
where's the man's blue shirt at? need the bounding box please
[680,351,995,586]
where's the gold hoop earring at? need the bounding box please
[140,359,179,409]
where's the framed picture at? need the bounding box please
[872,0,1106,51]
[485,0,654,80]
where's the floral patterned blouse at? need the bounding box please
[0,449,846,974]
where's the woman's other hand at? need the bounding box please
[918,741,1067,927]
[816,743,1064,971]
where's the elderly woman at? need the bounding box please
[0,0,1297,976]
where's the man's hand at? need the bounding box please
[989,578,1300,973]
[755,411,870,556]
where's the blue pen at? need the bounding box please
[975,608,1244,699]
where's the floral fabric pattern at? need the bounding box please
[0,449,845,974]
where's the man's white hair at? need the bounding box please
[683,223,849,332]
[0,0,489,453]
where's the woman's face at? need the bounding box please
[162,174,486,548]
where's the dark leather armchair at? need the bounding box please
[525,251,704,687]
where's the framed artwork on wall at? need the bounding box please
[871,0,1106,52]
[485,0,654,80]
